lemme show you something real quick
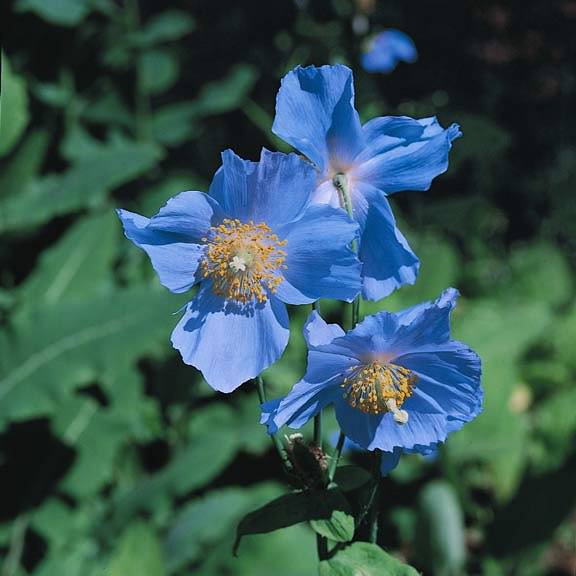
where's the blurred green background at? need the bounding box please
[1,0,576,574]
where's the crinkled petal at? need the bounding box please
[275,204,361,304]
[146,191,224,240]
[351,183,419,300]
[171,286,289,392]
[117,209,205,293]
[272,64,364,174]
[335,397,448,451]
[397,344,483,422]
[353,119,461,194]
[208,149,316,226]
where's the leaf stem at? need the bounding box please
[328,430,346,482]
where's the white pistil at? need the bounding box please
[229,255,247,272]
[385,398,409,425]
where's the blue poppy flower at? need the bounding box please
[117,149,361,392]
[261,288,482,455]
[361,29,418,74]
[272,64,461,300]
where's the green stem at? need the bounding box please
[368,452,382,543]
[328,430,346,482]
[328,173,362,479]
[256,377,292,470]
[312,301,323,449]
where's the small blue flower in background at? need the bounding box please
[261,288,482,460]
[361,29,418,74]
[273,64,461,300]
[117,149,361,392]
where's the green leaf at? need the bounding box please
[234,487,350,553]
[0,130,48,196]
[334,465,373,492]
[415,481,466,576]
[136,10,195,46]
[164,484,281,572]
[139,49,179,95]
[109,522,166,576]
[0,139,163,233]
[310,510,354,543]
[0,286,185,429]
[17,211,118,310]
[447,299,551,500]
[318,542,419,576]
[16,0,92,26]
[0,53,30,157]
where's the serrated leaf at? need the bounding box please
[0,53,30,157]
[17,211,117,310]
[0,286,185,429]
[109,522,166,576]
[415,481,466,576]
[310,510,354,543]
[318,542,419,576]
[0,140,163,233]
[16,0,92,26]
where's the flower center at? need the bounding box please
[341,361,417,424]
[201,219,287,304]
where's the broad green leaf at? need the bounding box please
[0,53,29,157]
[234,487,351,553]
[151,102,200,146]
[0,140,163,233]
[109,522,166,576]
[164,484,281,571]
[552,300,576,372]
[415,481,466,576]
[16,0,92,26]
[318,542,419,576]
[0,286,185,429]
[334,465,372,492]
[502,243,573,307]
[136,10,195,46]
[17,211,117,310]
[448,299,551,500]
[0,130,48,197]
[139,49,179,95]
[310,510,354,543]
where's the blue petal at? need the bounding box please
[353,118,461,194]
[380,449,402,475]
[272,64,364,174]
[362,30,417,74]
[208,149,317,227]
[397,344,483,422]
[303,311,345,348]
[351,183,419,300]
[335,397,449,451]
[275,204,361,304]
[117,207,207,293]
[171,285,289,392]
[146,191,224,240]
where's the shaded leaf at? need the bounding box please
[318,542,419,576]
[16,0,92,26]
[310,510,354,543]
[136,10,195,46]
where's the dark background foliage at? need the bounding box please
[1,0,575,574]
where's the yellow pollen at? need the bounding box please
[200,218,287,304]
[341,361,417,422]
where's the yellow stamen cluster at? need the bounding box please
[201,219,287,304]
[342,361,417,422]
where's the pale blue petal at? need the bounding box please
[272,64,364,174]
[171,286,289,392]
[117,209,205,293]
[353,120,461,194]
[208,149,316,227]
[275,204,361,304]
[302,311,345,349]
